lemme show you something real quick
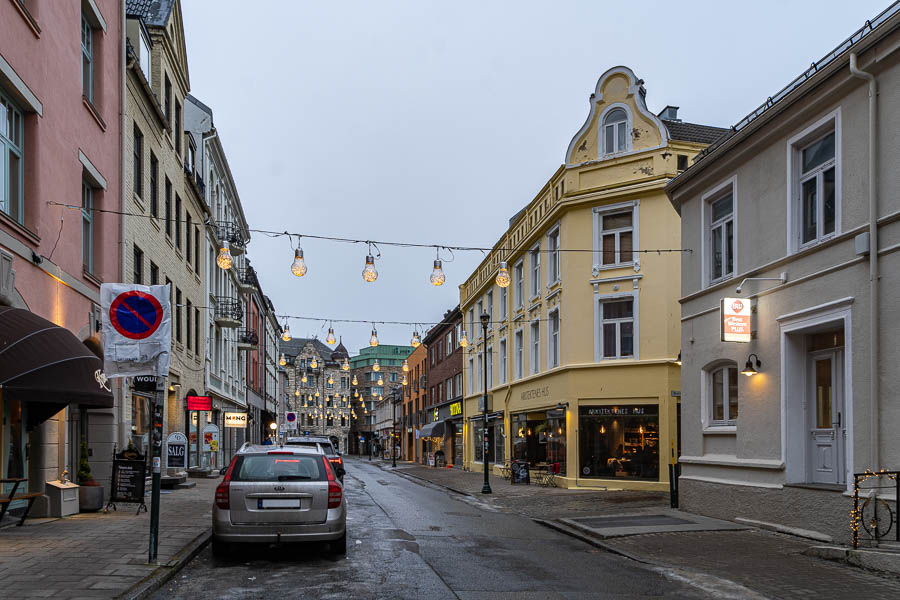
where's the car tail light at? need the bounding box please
[322,456,342,508]
[215,458,237,510]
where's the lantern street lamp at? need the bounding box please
[480,312,492,494]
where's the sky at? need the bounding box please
[180,0,889,353]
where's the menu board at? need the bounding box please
[511,460,530,485]
[110,459,146,504]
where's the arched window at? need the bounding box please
[603,108,629,155]
[705,361,739,426]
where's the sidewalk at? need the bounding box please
[370,459,900,598]
[0,477,217,599]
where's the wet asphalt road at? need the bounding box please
[154,458,715,599]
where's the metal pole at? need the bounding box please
[392,391,397,468]
[480,313,492,494]
[148,381,164,562]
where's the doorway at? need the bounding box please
[807,341,844,485]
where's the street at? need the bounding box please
[155,459,719,599]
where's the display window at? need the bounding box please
[578,405,659,479]
[472,420,504,464]
[511,409,566,474]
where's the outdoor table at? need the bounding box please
[0,478,42,526]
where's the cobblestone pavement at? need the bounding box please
[0,478,217,599]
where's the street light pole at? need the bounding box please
[392,388,397,468]
[480,312,492,494]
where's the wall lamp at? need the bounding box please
[741,354,761,377]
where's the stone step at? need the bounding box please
[174,481,197,490]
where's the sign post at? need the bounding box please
[149,380,164,563]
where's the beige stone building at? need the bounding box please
[123,0,207,461]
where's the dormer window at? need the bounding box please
[602,108,629,155]
[138,29,152,84]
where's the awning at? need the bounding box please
[0,307,114,421]
[419,420,446,438]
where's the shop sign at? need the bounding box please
[101,283,171,378]
[434,408,439,422]
[581,405,658,417]
[186,395,212,411]
[224,411,248,427]
[133,375,157,393]
[450,402,462,416]
[521,386,550,401]
[166,432,188,469]
[721,297,752,343]
[202,424,219,453]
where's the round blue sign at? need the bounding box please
[109,291,163,340]
[286,412,297,422]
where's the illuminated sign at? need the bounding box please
[224,411,248,427]
[186,395,212,411]
[721,297,752,343]
[450,402,462,416]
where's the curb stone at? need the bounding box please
[369,460,476,498]
[115,528,212,600]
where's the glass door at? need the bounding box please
[808,350,844,485]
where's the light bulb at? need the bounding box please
[402,359,409,372]
[362,254,378,282]
[402,375,408,386]
[315,390,320,397]
[430,259,445,286]
[370,328,379,347]
[328,374,334,385]
[372,389,377,397]
[342,358,350,371]
[496,261,510,288]
[372,359,380,372]
[326,327,336,345]
[352,375,358,385]
[291,248,307,277]
[301,373,307,383]
[308,395,313,402]
[294,389,300,397]
[411,331,421,348]
[377,375,383,386]
[282,324,292,342]
[378,395,383,402]
[460,330,469,348]
[354,389,359,397]
[279,353,286,367]
[216,241,233,270]
[310,357,318,369]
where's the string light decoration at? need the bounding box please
[216,241,233,270]
[459,330,469,347]
[327,374,334,385]
[362,244,378,283]
[377,375,384,386]
[310,357,318,369]
[430,249,446,286]
[369,327,379,347]
[294,389,300,397]
[342,358,350,371]
[301,373,307,384]
[402,359,409,373]
[281,321,292,342]
[326,326,336,346]
[279,353,287,367]
[850,468,899,549]
[410,331,421,348]
[291,246,308,277]
[495,261,510,287]
[353,389,359,398]
[352,375,358,386]
[372,359,380,372]
[402,374,408,386]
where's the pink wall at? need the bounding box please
[0,0,122,332]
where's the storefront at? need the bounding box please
[510,408,567,474]
[578,405,659,480]
[470,411,504,466]
[419,399,464,467]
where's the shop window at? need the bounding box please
[473,420,503,464]
[578,405,658,480]
[706,362,738,426]
[511,409,566,474]
[0,92,24,224]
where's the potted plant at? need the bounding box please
[77,439,104,512]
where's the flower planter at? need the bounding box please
[78,484,104,512]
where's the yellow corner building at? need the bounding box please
[460,67,726,490]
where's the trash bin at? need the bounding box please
[510,460,530,485]
[45,480,80,517]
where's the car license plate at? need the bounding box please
[259,498,301,509]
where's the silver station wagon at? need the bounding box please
[212,444,347,555]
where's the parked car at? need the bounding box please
[285,436,345,481]
[212,444,346,556]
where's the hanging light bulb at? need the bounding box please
[326,326,336,346]
[362,254,378,282]
[460,330,469,348]
[307,394,313,402]
[411,331,421,348]
[282,322,292,342]
[369,328,379,347]
[352,375,358,386]
[402,359,409,373]
[328,374,334,385]
[371,389,377,397]
[310,357,318,369]
[373,359,380,372]
[430,259,445,286]
[291,248,308,277]
[315,390,320,397]
[496,261,511,288]
[301,373,307,384]
[353,389,359,398]
[294,389,300,397]
[378,395,383,402]
[216,241,233,270]
[342,358,350,371]
[377,375,384,386]
[402,375,408,386]
[279,353,286,367]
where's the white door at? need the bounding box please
[808,350,844,485]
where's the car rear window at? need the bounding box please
[286,440,335,455]
[231,454,326,482]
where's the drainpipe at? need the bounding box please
[849,52,879,469]
[118,4,129,450]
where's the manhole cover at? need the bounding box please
[575,514,693,528]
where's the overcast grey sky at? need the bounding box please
[181,0,888,353]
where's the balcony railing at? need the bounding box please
[214,296,243,328]
[237,265,259,292]
[217,221,246,255]
[238,329,259,350]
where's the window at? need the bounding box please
[446,333,453,356]
[514,261,524,308]
[175,194,182,249]
[164,76,172,123]
[486,290,493,322]
[174,101,182,155]
[530,246,541,297]
[185,213,192,264]
[677,154,689,171]
[138,30,151,83]
[82,182,94,273]
[547,228,560,284]
[530,321,540,374]
[454,373,462,397]
[0,93,24,223]
[149,153,158,217]
[599,210,633,266]
[709,188,734,283]
[549,309,560,368]
[150,261,159,285]
[390,372,398,383]
[514,330,524,379]
[164,178,172,237]
[799,131,836,246]
[81,14,93,103]
[602,107,628,155]
[708,363,739,425]
[175,288,182,343]
[186,299,192,351]
[468,357,474,393]
[487,346,493,388]
[600,298,634,359]
[194,226,200,272]
[499,338,507,384]
[476,300,483,337]
[476,352,483,392]
[456,323,462,348]
[133,125,143,198]
[500,286,508,320]
[133,244,143,284]
[468,309,475,341]
[446,378,452,400]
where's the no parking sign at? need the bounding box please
[101,283,171,378]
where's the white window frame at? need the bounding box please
[592,200,639,273]
[0,92,24,224]
[499,338,508,384]
[514,260,525,308]
[446,333,453,355]
[529,244,541,299]
[702,361,739,430]
[476,352,483,392]
[548,308,560,368]
[487,345,493,389]
[593,291,638,361]
[529,320,540,375]
[547,225,560,285]
[468,357,474,394]
[486,289,493,323]
[499,285,508,320]
[786,109,841,254]
[514,329,524,380]
[138,29,152,84]
[476,299,483,338]
[599,104,633,157]
[701,176,738,287]
[456,323,462,348]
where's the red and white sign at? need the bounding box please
[101,283,171,378]
[186,395,212,411]
[722,297,752,342]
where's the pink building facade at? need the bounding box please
[1,0,122,515]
